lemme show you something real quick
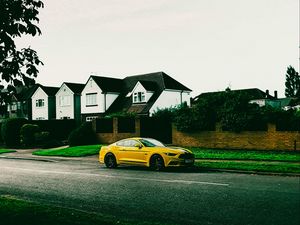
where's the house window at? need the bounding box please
[10,103,17,111]
[59,95,71,106]
[86,116,98,122]
[36,99,44,107]
[133,92,145,103]
[86,93,97,106]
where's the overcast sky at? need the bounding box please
[16,0,299,97]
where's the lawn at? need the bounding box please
[32,145,102,157]
[195,160,300,174]
[0,196,168,225]
[0,149,16,154]
[190,148,300,162]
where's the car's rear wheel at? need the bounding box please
[104,153,117,168]
[150,155,165,171]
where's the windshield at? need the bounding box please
[139,138,165,147]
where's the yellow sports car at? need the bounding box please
[99,137,194,170]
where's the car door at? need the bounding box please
[119,140,148,165]
[128,140,149,164]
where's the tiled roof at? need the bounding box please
[15,84,40,101]
[64,82,85,94]
[139,81,157,92]
[90,76,122,93]
[40,86,59,96]
[123,71,191,92]
[193,88,274,102]
[107,71,191,114]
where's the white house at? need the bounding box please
[81,72,192,121]
[106,71,192,116]
[31,85,59,120]
[81,76,122,121]
[56,82,84,122]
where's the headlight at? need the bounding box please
[164,152,177,156]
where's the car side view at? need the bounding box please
[99,137,194,170]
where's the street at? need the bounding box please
[0,157,299,225]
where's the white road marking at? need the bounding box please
[1,166,229,186]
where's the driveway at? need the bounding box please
[0,155,299,225]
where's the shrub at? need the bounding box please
[20,124,40,147]
[152,107,176,122]
[1,118,27,147]
[34,131,62,149]
[0,123,2,143]
[68,122,97,147]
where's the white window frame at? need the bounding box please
[36,99,45,107]
[86,93,97,106]
[86,116,98,122]
[133,92,146,103]
[59,95,71,106]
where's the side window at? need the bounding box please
[128,140,139,147]
[116,140,126,146]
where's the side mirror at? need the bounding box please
[135,143,142,149]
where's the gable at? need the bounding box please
[82,77,103,94]
[32,87,48,99]
[56,83,74,96]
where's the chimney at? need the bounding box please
[274,90,278,99]
[266,89,269,98]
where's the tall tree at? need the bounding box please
[0,0,44,93]
[285,65,300,97]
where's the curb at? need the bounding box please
[203,168,300,177]
[0,156,57,163]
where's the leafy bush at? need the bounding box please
[0,123,2,143]
[152,107,177,122]
[35,131,51,145]
[20,124,40,147]
[1,118,27,147]
[105,111,136,118]
[68,122,97,147]
[173,104,194,132]
[34,131,62,149]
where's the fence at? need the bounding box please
[94,117,172,144]
[172,123,300,151]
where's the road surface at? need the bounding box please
[0,156,299,225]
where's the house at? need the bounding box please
[6,84,40,120]
[81,76,122,121]
[283,98,300,111]
[107,71,192,116]
[31,85,59,120]
[55,82,84,122]
[193,88,275,105]
[81,71,191,121]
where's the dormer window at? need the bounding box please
[133,92,145,103]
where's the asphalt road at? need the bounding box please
[0,157,299,225]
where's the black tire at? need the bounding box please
[150,155,165,171]
[104,153,117,169]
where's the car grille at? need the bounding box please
[178,153,194,159]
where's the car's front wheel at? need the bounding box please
[104,153,117,168]
[150,154,165,171]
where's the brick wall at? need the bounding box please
[94,118,140,144]
[172,123,300,151]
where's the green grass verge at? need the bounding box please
[195,160,300,173]
[32,145,101,157]
[190,148,300,162]
[0,149,15,154]
[0,196,168,225]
